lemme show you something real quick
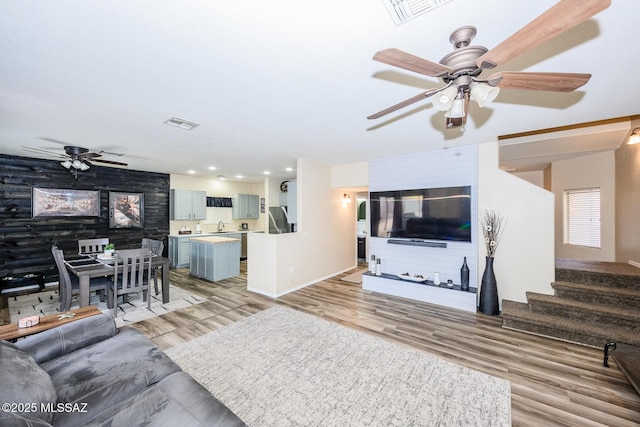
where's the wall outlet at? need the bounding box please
[289,267,295,275]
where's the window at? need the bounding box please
[563,188,601,248]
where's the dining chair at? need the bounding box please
[141,238,164,295]
[51,247,111,311]
[78,238,110,255]
[107,248,152,317]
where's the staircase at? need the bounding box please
[501,258,640,348]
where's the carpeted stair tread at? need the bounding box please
[552,281,640,309]
[556,258,640,277]
[555,260,640,290]
[552,281,640,297]
[525,292,640,329]
[501,300,640,347]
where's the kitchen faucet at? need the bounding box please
[217,221,224,232]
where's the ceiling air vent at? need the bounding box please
[164,117,200,130]
[381,0,454,26]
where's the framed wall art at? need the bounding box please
[109,191,144,229]
[32,187,100,217]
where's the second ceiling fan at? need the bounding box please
[368,0,611,131]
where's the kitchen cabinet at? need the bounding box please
[168,235,194,268]
[233,194,259,219]
[170,189,206,220]
[189,236,240,282]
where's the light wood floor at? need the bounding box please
[130,263,640,426]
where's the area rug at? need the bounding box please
[8,285,206,328]
[166,306,511,426]
[340,268,367,284]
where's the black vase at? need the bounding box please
[460,257,469,291]
[479,256,499,315]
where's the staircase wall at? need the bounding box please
[478,142,555,305]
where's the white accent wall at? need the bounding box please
[368,146,479,290]
[365,142,556,307]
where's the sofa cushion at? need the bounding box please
[40,327,181,426]
[16,313,117,364]
[86,371,247,427]
[0,340,56,425]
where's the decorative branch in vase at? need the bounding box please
[479,210,505,315]
[481,210,504,258]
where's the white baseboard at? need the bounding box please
[629,260,640,269]
[247,265,358,299]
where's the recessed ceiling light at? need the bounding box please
[236,175,243,179]
[286,167,293,172]
[264,171,270,175]
[188,170,196,174]
[164,117,200,130]
[208,166,217,170]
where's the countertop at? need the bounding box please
[169,230,264,238]
[189,236,241,244]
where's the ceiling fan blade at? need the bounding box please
[476,0,611,69]
[81,152,103,159]
[22,146,69,159]
[91,158,128,167]
[487,71,591,92]
[367,89,440,120]
[373,48,453,78]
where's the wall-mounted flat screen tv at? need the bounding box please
[370,186,471,242]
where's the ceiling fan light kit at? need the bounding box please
[432,86,457,111]
[470,83,500,108]
[368,0,612,131]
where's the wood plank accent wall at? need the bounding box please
[368,146,478,288]
[1,154,170,283]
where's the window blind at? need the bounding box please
[563,188,601,248]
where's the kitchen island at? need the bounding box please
[189,235,240,282]
[168,230,263,268]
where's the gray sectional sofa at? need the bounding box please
[0,314,246,426]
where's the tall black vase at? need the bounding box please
[479,256,499,315]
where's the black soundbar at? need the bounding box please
[387,239,447,248]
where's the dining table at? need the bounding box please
[64,254,171,308]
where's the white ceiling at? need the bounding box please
[1,0,638,182]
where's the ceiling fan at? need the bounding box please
[368,0,611,131]
[22,145,128,179]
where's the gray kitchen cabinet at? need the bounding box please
[168,235,193,268]
[189,237,240,282]
[233,194,259,219]
[170,189,206,220]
